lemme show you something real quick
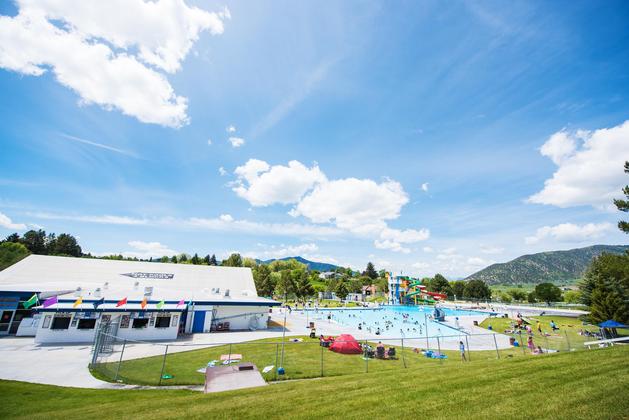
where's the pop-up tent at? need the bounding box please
[598,320,628,329]
[329,334,362,354]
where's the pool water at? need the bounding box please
[304,305,484,338]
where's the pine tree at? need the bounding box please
[364,262,378,280]
[614,161,629,233]
[209,254,218,266]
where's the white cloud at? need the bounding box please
[233,159,326,206]
[421,182,429,192]
[294,178,409,235]
[529,120,629,208]
[0,0,228,127]
[207,138,212,146]
[442,247,457,254]
[114,241,178,259]
[480,245,504,254]
[233,159,430,252]
[377,260,391,268]
[28,212,147,225]
[412,262,430,270]
[466,257,488,266]
[228,137,245,148]
[226,125,236,133]
[525,222,613,245]
[219,214,234,222]
[422,246,433,253]
[0,212,27,230]
[218,166,227,176]
[255,243,319,259]
[374,239,410,254]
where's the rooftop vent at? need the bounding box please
[134,281,140,290]
[74,287,82,297]
[224,289,230,298]
[144,286,153,297]
[94,287,102,298]
[103,282,109,290]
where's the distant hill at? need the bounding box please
[465,245,629,285]
[259,256,339,272]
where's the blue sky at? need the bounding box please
[0,0,628,277]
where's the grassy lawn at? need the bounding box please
[478,315,628,351]
[5,346,629,419]
[92,335,529,386]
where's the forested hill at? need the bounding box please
[260,256,339,272]
[465,245,629,285]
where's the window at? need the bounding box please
[42,315,51,329]
[119,315,130,328]
[77,319,96,330]
[51,316,71,330]
[171,314,179,327]
[155,316,171,328]
[132,318,149,329]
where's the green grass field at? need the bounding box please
[4,346,629,419]
[91,335,530,386]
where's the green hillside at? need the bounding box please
[465,244,629,285]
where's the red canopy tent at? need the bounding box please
[328,334,362,354]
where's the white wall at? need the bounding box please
[34,313,98,344]
[114,312,179,341]
[213,305,270,330]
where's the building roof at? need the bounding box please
[0,255,277,306]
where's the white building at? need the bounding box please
[0,255,279,344]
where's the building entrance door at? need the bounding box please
[0,310,14,335]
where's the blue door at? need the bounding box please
[192,311,205,333]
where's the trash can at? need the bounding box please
[473,320,478,326]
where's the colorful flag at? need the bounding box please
[73,297,83,308]
[93,297,105,309]
[42,296,58,308]
[116,297,128,307]
[177,299,185,307]
[22,294,38,309]
[140,297,147,309]
[156,299,165,309]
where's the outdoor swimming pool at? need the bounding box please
[304,305,487,338]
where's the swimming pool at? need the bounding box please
[304,305,485,338]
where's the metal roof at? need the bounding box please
[0,255,277,306]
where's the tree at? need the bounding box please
[0,242,29,270]
[579,253,629,323]
[294,271,315,303]
[253,264,275,297]
[191,253,200,265]
[429,274,452,296]
[613,161,629,233]
[209,254,218,266]
[222,253,243,267]
[203,254,211,265]
[2,233,21,243]
[498,292,512,303]
[364,262,378,280]
[534,282,562,304]
[275,270,295,301]
[160,256,169,263]
[527,292,537,303]
[179,254,189,263]
[21,230,47,254]
[451,281,466,299]
[51,233,82,257]
[170,255,178,264]
[335,281,349,300]
[508,289,527,302]
[463,280,491,300]
[243,258,257,268]
[563,290,582,304]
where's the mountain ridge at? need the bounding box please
[465,244,629,285]
[258,256,340,272]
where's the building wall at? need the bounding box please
[34,311,179,344]
[213,305,269,330]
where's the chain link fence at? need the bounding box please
[88,327,593,387]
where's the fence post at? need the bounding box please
[436,336,442,364]
[228,343,233,362]
[320,343,324,377]
[564,330,572,351]
[114,339,126,382]
[401,338,407,368]
[365,340,369,373]
[493,334,500,359]
[158,345,169,386]
[465,335,471,361]
[274,343,279,381]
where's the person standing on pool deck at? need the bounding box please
[459,341,467,361]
